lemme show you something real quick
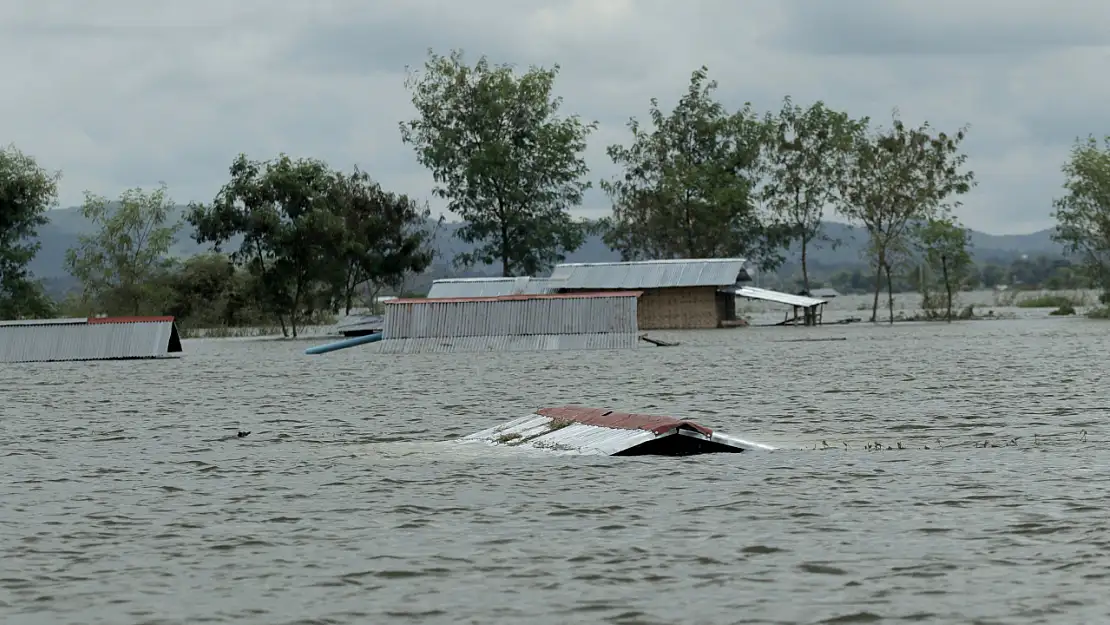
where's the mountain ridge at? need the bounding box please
[27,205,1064,283]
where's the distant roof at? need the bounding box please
[809,287,841,298]
[549,259,750,290]
[734,286,827,307]
[388,291,642,305]
[426,276,562,299]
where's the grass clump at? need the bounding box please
[1050,303,1077,316]
[1088,306,1110,320]
[1017,294,1079,309]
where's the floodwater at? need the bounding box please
[4,313,1110,624]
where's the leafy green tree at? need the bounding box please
[762,97,866,291]
[328,168,440,314]
[600,66,782,266]
[915,218,973,321]
[188,154,342,337]
[836,112,975,323]
[1052,135,1110,299]
[65,184,182,315]
[400,49,595,276]
[0,145,60,318]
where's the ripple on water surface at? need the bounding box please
[3,318,1110,624]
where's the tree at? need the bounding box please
[836,112,975,323]
[188,154,343,337]
[329,167,440,314]
[0,145,59,318]
[600,66,783,266]
[762,97,866,292]
[916,218,973,322]
[400,49,595,277]
[65,184,182,315]
[1052,136,1110,298]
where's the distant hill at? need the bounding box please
[27,205,1064,291]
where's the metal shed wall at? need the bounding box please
[0,317,183,363]
[549,259,750,290]
[373,332,640,354]
[382,293,640,339]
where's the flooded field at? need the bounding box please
[4,308,1109,624]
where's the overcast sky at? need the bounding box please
[3,0,1108,235]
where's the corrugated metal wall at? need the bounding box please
[383,295,639,339]
[0,320,181,363]
[374,333,640,354]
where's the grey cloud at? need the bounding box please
[768,0,1110,56]
[2,0,1105,234]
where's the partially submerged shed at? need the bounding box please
[548,259,751,330]
[375,291,642,354]
[734,286,828,326]
[0,316,183,363]
[461,405,777,456]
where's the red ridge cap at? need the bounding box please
[87,316,176,324]
[536,406,713,436]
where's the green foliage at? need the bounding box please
[65,184,182,315]
[836,112,975,323]
[600,66,782,267]
[400,49,594,276]
[188,154,343,337]
[762,97,866,290]
[915,218,973,321]
[1088,305,1110,319]
[0,145,59,319]
[1052,136,1110,292]
[328,168,439,314]
[189,154,436,337]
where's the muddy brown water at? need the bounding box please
[3,315,1109,624]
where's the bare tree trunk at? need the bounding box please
[801,235,810,294]
[870,253,883,323]
[291,281,301,338]
[884,262,895,325]
[277,313,288,337]
[941,254,952,322]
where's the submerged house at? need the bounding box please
[0,316,183,363]
[374,291,643,354]
[547,259,752,330]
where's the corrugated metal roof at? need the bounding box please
[548,258,750,290]
[373,332,640,354]
[734,286,827,308]
[458,406,777,456]
[383,293,639,339]
[0,316,183,363]
[426,277,564,298]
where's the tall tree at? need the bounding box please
[188,154,343,337]
[836,112,975,323]
[65,184,182,315]
[915,217,973,322]
[329,167,440,314]
[400,49,596,277]
[1052,135,1110,297]
[762,97,866,292]
[600,66,782,266]
[0,145,59,318]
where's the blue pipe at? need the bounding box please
[305,332,383,355]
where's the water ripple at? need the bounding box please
[3,318,1110,624]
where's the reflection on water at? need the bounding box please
[3,315,1110,624]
